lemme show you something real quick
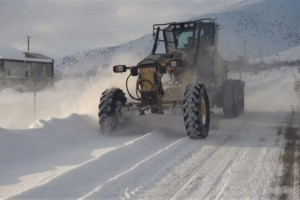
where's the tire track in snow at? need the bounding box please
[138,118,249,200]
[80,127,244,199]
[215,72,297,200]
[253,75,296,200]
[205,147,250,200]
[277,78,300,200]
[79,135,185,199]
[168,129,249,200]
[141,71,296,200]
[8,131,183,199]
[154,79,284,199]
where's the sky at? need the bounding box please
[0,0,249,59]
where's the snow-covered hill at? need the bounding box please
[55,34,153,77]
[256,44,300,63]
[216,0,300,60]
[55,0,300,76]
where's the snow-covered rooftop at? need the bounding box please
[0,45,25,60]
[0,45,53,62]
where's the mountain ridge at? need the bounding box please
[56,0,300,76]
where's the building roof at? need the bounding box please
[0,45,53,63]
[23,52,53,60]
[0,45,25,60]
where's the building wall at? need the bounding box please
[0,58,54,91]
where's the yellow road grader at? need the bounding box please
[98,18,245,139]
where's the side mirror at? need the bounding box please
[113,65,127,73]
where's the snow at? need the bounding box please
[0,66,299,199]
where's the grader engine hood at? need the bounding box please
[138,53,185,71]
[138,55,166,68]
[137,55,166,108]
[137,54,185,108]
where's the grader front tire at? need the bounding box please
[98,88,127,133]
[183,83,210,139]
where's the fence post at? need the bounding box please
[33,69,36,117]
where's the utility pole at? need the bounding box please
[259,46,263,63]
[26,35,31,52]
[26,35,36,117]
[243,37,247,58]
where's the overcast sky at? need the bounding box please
[0,0,247,58]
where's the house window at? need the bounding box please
[4,61,28,78]
[31,63,45,80]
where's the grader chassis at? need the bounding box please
[98,18,245,139]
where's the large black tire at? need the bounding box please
[223,80,238,118]
[183,83,210,139]
[223,80,244,118]
[98,88,127,133]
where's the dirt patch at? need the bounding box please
[295,80,300,93]
[280,126,298,188]
[278,124,299,200]
[277,126,283,136]
[277,79,300,200]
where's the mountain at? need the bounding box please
[215,0,300,60]
[55,34,153,77]
[55,0,300,76]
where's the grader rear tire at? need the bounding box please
[236,80,245,113]
[223,80,239,118]
[183,83,210,139]
[223,80,245,118]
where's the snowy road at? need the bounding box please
[0,67,299,199]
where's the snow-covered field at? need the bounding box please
[0,67,299,199]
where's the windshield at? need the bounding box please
[175,29,194,49]
[152,23,198,54]
[165,30,176,52]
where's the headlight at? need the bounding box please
[113,65,127,73]
[170,60,183,68]
[170,61,177,67]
